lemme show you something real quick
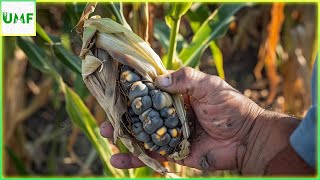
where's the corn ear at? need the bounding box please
[77,14,190,174]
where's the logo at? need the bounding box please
[0,0,36,36]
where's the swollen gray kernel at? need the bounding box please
[120,65,183,156]
[157,146,173,156]
[145,82,156,90]
[149,144,159,151]
[150,90,173,111]
[143,116,163,134]
[164,113,179,128]
[160,107,175,118]
[131,116,141,123]
[131,95,152,115]
[151,133,171,146]
[139,108,160,122]
[169,137,180,148]
[121,65,133,72]
[128,107,136,116]
[136,131,151,142]
[144,141,155,150]
[129,81,148,102]
[120,70,141,83]
[132,122,143,134]
[120,70,141,91]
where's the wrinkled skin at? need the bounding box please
[100,67,265,171]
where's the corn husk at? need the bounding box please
[76,11,190,174]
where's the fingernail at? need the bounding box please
[101,122,108,128]
[157,74,172,87]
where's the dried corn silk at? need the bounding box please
[77,16,190,174]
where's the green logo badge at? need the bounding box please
[0,0,36,36]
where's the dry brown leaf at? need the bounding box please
[254,3,285,105]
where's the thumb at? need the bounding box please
[155,67,209,99]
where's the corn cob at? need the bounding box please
[120,65,182,156]
[77,12,191,172]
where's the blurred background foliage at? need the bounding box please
[3,2,317,177]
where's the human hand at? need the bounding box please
[100,67,300,174]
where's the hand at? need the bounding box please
[100,67,300,174]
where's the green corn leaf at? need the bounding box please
[74,74,90,99]
[106,2,124,25]
[5,146,29,175]
[65,3,85,28]
[17,37,51,73]
[47,136,58,175]
[134,167,154,177]
[36,22,53,45]
[36,22,82,75]
[186,3,211,31]
[106,2,132,30]
[165,2,192,69]
[165,2,192,29]
[153,21,187,54]
[180,4,245,67]
[64,85,125,177]
[186,4,225,79]
[209,41,225,79]
[52,44,82,75]
[154,21,170,53]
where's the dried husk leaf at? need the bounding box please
[78,17,190,174]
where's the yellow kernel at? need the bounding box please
[155,134,161,140]
[158,149,166,156]
[156,127,167,137]
[170,129,178,138]
[144,143,150,149]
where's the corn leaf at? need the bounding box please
[65,3,85,28]
[165,3,192,69]
[153,20,187,54]
[52,45,82,75]
[180,4,245,67]
[109,3,123,24]
[74,74,90,99]
[5,146,29,175]
[209,41,225,79]
[106,2,124,25]
[36,23,82,75]
[36,22,53,45]
[23,22,123,177]
[186,4,225,79]
[17,37,51,73]
[106,2,132,30]
[165,2,192,29]
[186,3,210,31]
[64,85,126,177]
[134,167,154,177]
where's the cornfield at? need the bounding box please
[3,2,317,177]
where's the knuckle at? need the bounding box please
[180,67,194,77]
[175,67,195,83]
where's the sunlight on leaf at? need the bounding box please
[180,4,246,67]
